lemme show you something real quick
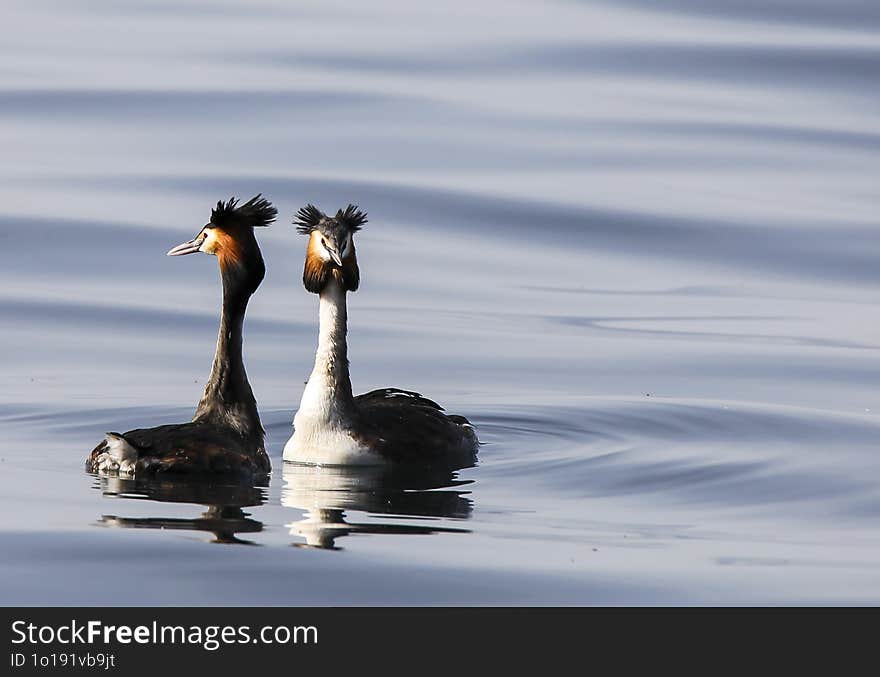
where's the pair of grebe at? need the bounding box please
[87,195,478,477]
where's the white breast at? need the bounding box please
[283,413,385,466]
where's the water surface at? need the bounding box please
[1,0,880,604]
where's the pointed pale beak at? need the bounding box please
[328,249,343,266]
[166,237,203,257]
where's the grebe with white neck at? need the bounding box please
[87,195,276,478]
[283,204,479,467]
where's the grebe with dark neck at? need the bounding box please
[283,204,478,467]
[87,195,276,478]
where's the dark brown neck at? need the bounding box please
[193,266,263,440]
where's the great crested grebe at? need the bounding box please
[87,195,276,478]
[282,204,479,466]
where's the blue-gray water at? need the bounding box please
[2,0,880,604]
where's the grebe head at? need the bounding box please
[294,203,367,294]
[167,194,277,294]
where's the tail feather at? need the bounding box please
[87,432,138,475]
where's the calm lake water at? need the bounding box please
[2,0,880,604]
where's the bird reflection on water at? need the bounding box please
[282,462,475,550]
[88,460,476,549]
[92,474,267,545]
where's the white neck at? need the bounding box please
[297,276,355,423]
[286,275,382,464]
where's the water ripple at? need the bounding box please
[475,399,880,518]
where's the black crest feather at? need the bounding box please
[294,204,325,235]
[294,203,367,235]
[211,194,277,228]
[336,204,368,232]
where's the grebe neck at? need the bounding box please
[193,273,262,438]
[299,276,356,422]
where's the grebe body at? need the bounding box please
[283,204,478,467]
[87,195,276,478]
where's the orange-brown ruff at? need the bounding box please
[212,228,244,270]
[87,195,276,478]
[304,230,359,293]
[284,204,478,467]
